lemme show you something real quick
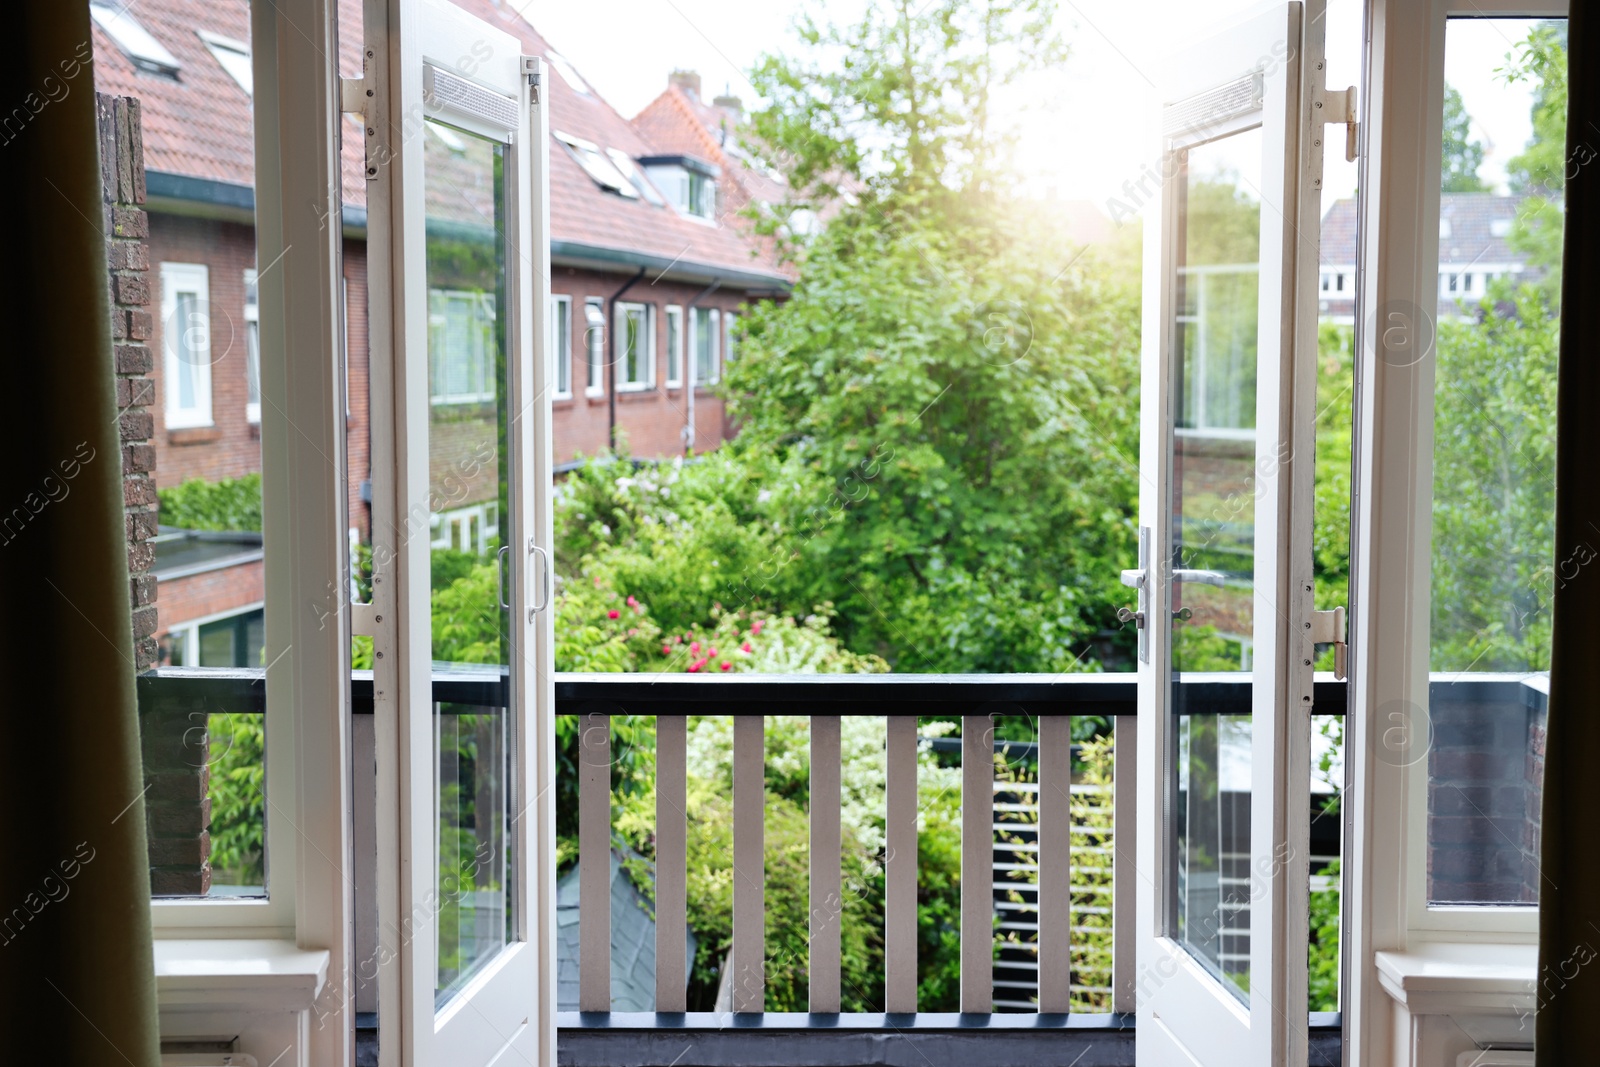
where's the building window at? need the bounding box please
[161,262,213,429]
[550,295,572,398]
[724,310,738,365]
[692,306,720,386]
[90,1,181,77]
[584,299,606,395]
[642,157,719,219]
[244,268,261,423]
[555,131,639,199]
[427,288,497,404]
[430,502,498,554]
[199,30,253,95]
[616,302,655,390]
[162,606,266,668]
[665,305,684,387]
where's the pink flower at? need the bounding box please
[719,661,731,671]
[661,645,672,656]
[627,595,639,607]
[689,658,707,673]
[741,641,753,653]
[593,576,603,587]
[690,641,700,654]
[628,628,638,636]
[708,648,718,658]
[607,610,620,619]
[751,620,764,635]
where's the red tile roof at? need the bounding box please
[90,0,786,288]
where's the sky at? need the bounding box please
[514,0,1547,219]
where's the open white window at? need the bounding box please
[1132,4,1339,1063]
[160,262,213,429]
[364,0,554,1061]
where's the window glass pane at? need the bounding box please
[423,115,515,1005]
[551,296,571,395]
[129,1,269,902]
[1426,16,1564,907]
[1167,125,1263,1003]
[667,307,681,383]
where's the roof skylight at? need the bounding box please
[554,132,639,199]
[90,2,181,77]
[546,51,592,96]
[606,149,666,206]
[198,31,252,95]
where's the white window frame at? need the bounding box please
[199,29,253,95]
[244,267,261,423]
[163,601,268,669]
[161,262,214,429]
[1347,0,1566,1059]
[550,294,572,399]
[151,5,350,1010]
[692,305,720,386]
[585,298,605,395]
[615,300,655,391]
[665,304,684,388]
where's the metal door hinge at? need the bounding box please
[1314,84,1358,162]
[341,69,379,180]
[1119,526,1152,663]
[1311,605,1347,681]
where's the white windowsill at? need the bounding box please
[1375,942,1536,1017]
[154,938,329,1014]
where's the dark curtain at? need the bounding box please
[1539,1,1600,1062]
[0,4,161,1063]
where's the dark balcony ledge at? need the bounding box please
[556,1012,1341,1067]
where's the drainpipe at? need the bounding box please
[606,267,647,453]
[683,278,722,455]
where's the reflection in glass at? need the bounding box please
[1167,127,1262,1001]
[423,116,515,1004]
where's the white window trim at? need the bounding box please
[1347,0,1567,1059]
[665,305,684,388]
[244,267,261,424]
[614,300,655,391]
[550,294,572,399]
[161,262,214,429]
[584,298,605,396]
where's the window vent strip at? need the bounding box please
[423,64,518,135]
[1163,72,1263,139]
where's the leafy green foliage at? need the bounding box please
[157,474,263,532]
[207,712,265,885]
[1503,23,1569,295]
[1430,285,1559,671]
[1441,84,1490,193]
[1308,860,1341,1012]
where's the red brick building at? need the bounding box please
[89,0,791,667]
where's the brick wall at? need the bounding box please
[549,266,743,464]
[100,92,212,896]
[147,215,262,488]
[99,93,160,671]
[1426,684,1544,904]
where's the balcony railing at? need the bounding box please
[135,668,1372,1065]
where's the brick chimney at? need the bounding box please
[712,93,743,123]
[669,69,701,100]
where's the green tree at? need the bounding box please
[1440,84,1490,192]
[1503,22,1569,295]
